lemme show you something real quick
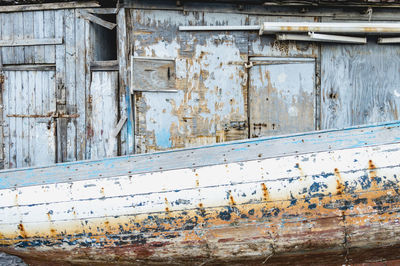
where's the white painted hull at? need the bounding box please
[1,122,400,265]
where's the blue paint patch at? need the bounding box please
[308,203,317,209]
[309,182,327,193]
[359,174,372,190]
[155,128,172,149]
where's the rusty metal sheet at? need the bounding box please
[1,122,400,264]
[249,57,316,137]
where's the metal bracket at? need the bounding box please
[244,62,253,69]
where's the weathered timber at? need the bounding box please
[78,10,116,30]
[0,121,400,264]
[0,1,100,13]
[0,38,63,47]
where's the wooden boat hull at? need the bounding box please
[1,122,400,265]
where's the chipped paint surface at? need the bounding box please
[132,10,249,153]
[1,122,400,264]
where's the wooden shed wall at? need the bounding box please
[0,7,123,169]
[124,2,400,154]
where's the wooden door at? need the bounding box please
[249,57,316,138]
[2,70,56,168]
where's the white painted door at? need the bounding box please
[2,70,56,168]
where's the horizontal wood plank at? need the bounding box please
[0,1,100,13]
[0,38,63,47]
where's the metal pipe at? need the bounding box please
[378,37,400,44]
[260,22,400,34]
[179,25,260,31]
[308,32,367,44]
[276,33,367,44]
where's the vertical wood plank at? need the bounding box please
[3,71,10,168]
[27,71,35,166]
[9,71,16,168]
[14,12,25,64]
[117,8,134,155]
[65,9,76,162]
[55,9,66,163]
[34,71,43,166]
[33,11,45,63]
[75,15,86,161]
[2,13,14,65]
[89,71,118,159]
[44,10,56,64]
[23,12,34,64]
[21,71,30,167]
[15,71,22,167]
[85,20,93,160]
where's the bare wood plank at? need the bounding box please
[65,9,76,162]
[90,71,118,159]
[55,9,66,163]
[13,12,24,64]
[77,10,116,30]
[75,15,86,161]
[27,71,35,167]
[85,19,92,160]
[9,71,17,168]
[112,115,127,138]
[0,1,100,13]
[90,60,119,71]
[0,38,63,47]
[44,11,56,64]
[33,11,45,63]
[23,12,34,63]
[1,13,13,64]
[21,71,30,167]
[85,8,118,14]
[0,64,55,71]
[2,71,10,168]
[15,71,23,167]
[117,9,134,155]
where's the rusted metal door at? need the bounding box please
[249,57,316,138]
[2,70,57,168]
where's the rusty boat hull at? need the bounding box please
[2,121,400,265]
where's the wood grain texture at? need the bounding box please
[88,71,118,159]
[2,70,56,169]
[321,42,400,129]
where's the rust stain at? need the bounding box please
[165,197,171,214]
[261,183,270,202]
[17,223,27,238]
[229,194,236,206]
[334,168,345,195]
[369,160,378,190]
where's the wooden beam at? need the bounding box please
[85,8,118,14]
[90,60,119,71]
[0,64,55,71]
[112,115,127,138]
[78,10,116,30]
[0,1,100,13]
[0,38,63,47]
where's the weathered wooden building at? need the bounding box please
[1,0,400,169]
